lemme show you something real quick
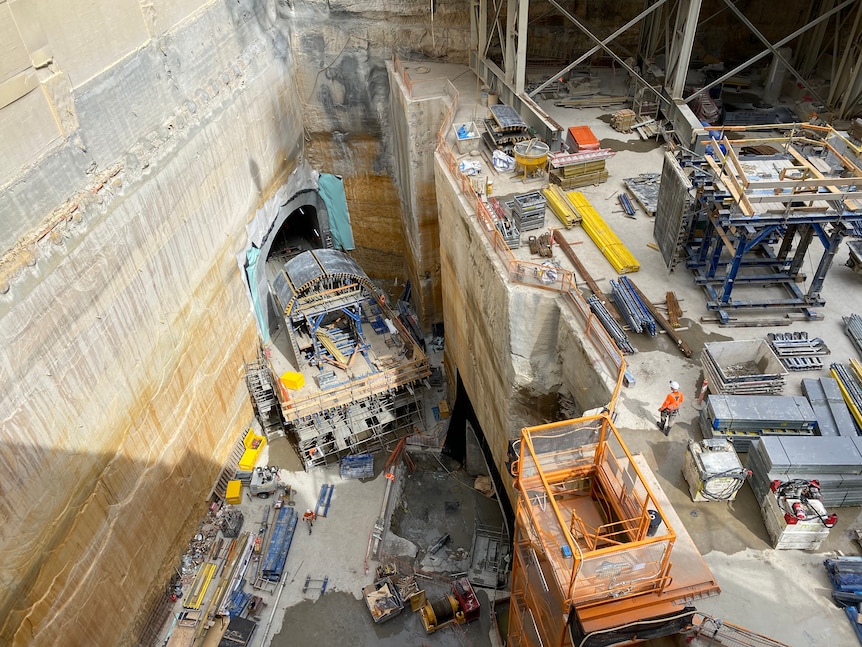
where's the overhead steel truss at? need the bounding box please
[471,0,862,125]
[664,125,862,323]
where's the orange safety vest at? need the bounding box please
[661,391,684,411]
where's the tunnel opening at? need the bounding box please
[444,374,515,539]
[266,204,324,266]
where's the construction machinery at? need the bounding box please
[416,577,480,634]
[249,466,282,498]
[762,478,837,550]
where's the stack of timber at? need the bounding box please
[542,185,582,228]
[824,556,862,645]
[749,436,862,507]
[700,394,818,451]
[802,377,858,437]
[767,331,830,371]
[831,361,862,432]
[610,108,636,133]
[702,340,787,395]
[547,149,613,189]
[567,192,639,274]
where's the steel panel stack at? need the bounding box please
[510,192,546,231]
[802,377,859,437]
[700,394,817,451]
[748,436,862,507]
[702,340,787,395]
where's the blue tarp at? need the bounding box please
[244,246,269,341]
[318,173,355,251]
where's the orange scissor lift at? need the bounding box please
[508,413,721,647]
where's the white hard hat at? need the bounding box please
[669,381,680,390]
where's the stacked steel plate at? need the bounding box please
[845,313,862,356]
[802,377,859,436]
[510,192,546,231]
[748,436,862,507]
[700,394,817,451]
[767,331,830,371]
[702,340,787,395]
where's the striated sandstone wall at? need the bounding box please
[434,156,615,505]
[0,1,303,644]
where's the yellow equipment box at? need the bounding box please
[239,429,267,471]
[280,371,305,390]
[225,480,243,505]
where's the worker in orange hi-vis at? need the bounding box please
[302,509,316,535]
[657,380,684,436]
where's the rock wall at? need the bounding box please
[290,2,469,293]
[0,1,303,644]
[434,158,614,505]
[388,62,446,328]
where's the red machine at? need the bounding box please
[770,479,838,527]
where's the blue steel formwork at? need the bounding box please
[261,506,298,582]
[661,125,862,323]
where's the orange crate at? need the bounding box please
[567,125,600,152]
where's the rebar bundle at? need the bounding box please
[610,277,656,336]
[588,294,636,354]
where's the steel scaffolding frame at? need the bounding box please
[667,125,862,323]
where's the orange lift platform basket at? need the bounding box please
[507,413,720,647]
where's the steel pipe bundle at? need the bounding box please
[610,278,656,336]
[566,191,640,274]
[844,314,862,356]
[587,294,636,355]
[830,362,862,431]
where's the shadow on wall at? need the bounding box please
[0,439,225,646]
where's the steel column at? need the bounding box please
[788,224,815,279]
[807,223,847,301]
[720,0,825,108]
[686,0,858,104]
[667,0,703,99]
[545,0,659,100]
[529,0,669,98]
